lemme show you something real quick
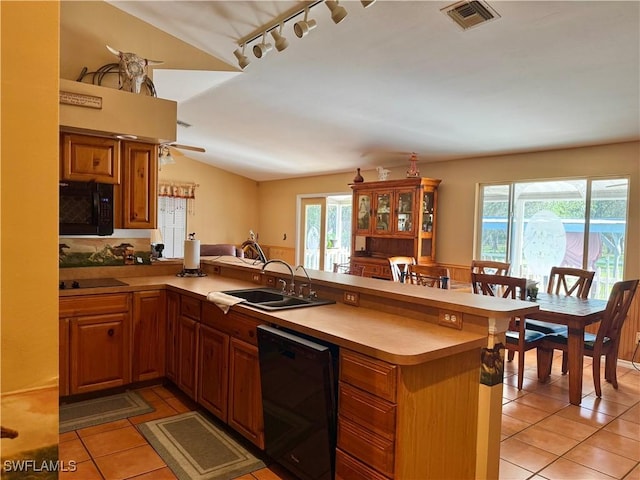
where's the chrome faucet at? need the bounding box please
[295,264,316,299]
[261,259,295,295]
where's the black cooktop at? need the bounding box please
[59,278,129,290]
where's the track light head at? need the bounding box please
[325,0,347,24]
[233,45,250,69]
[271,25,289,52]
[294,18,317,38]
[361,0,376,6]
[253,33,273,58]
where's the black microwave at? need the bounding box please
[59,181,114,236]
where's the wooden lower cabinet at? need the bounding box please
[197,324,229,421]
[228,337,264,449]
[177,315,199,399]
[165,291,180,382]
[335,449,389,480]
[70,312,131,394]
[59,318,69,396]
[132,290,166,382]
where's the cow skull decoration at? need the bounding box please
[106,45,163,94]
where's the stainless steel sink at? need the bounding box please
[222,288,335,311]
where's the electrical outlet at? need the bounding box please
[636,332,640,344]
[212,265,221,274]
[439,309,463,330]
[252,273,261,283]
[343,291,359,306]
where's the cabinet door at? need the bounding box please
[132,290,166,382]
[354,191,373,234]
[61,133,121,184]
[393,188,416,236]
[373,191,392,234]
[166,291,179,382]
[59,318,69,396]
[177,315,199,399]
[70,313,131,394]
[228,338,264,449]
[198,325,229,422]
[121,141,157,229]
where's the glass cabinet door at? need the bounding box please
[422,191,434,233]
[395,191,414,234]
[374,192,391,233]
[355,192,372,234]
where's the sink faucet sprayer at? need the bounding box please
[295,265,315,299]
[261,259,295,295]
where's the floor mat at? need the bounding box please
[138,411,266,480]
[59,391,154,433]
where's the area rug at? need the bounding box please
[138,411,266,480]
[59,391,154,433]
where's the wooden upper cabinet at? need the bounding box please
[120,141,158,229]
[61,133,121,184]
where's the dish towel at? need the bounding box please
[206,292,245,314]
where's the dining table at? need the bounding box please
[527,292,608,405]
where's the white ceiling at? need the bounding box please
[109,1,640,181]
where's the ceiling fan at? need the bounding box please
[158,143,206,168]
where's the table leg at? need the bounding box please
[567,325,585,405]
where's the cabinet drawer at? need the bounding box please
[202,304,259,345]
[340,350,397,402]
[336,449,389,480]
[60,293,129,317]
[181,295,201,321]
[338,417,395,478]
[339,383,396,440]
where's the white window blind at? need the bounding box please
[158,196,186,258]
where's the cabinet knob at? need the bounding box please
[107,328,115,337]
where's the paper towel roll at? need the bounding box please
[184,239,201,270]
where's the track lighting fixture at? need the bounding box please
[253,32,273,58]
[271,24,289,52]
[294,8,317,38]
[233,44,250,69]
[325,0,348,24]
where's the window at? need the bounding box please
[476,177,629,299]
[157,196,187,258]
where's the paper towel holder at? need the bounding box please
[177,232,207,277]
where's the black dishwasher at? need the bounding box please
[257,325,338,480]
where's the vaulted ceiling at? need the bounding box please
[107,1,639,181]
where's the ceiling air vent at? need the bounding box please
[177,119,192,128]
[441,0,500,30]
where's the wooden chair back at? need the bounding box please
[597,279,639,353]
[471,260,510,276]
[546,266,595,299]
[471,273,526,300]
[407,264,450,288]
[333,262,365,276]
[388,256,416,283]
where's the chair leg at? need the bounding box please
[605,353,618,389]
[561,352,568,374]
[517,350,525,390]
[536,347,553,382]
[592,353,602,397]
[507,350,515,362]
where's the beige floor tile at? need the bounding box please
[503,384,527,401]
[129,466,179,479]
[149,385,176,400]
[501,414,532,437]
[538,457,617,479]
[163,395,192,413]
[252,465,298,480]
[623,463,640,479]
[77,419,132,438]
[128,403,178,425]
[502,401,552,424]
[232,475,256,480]
[580,395,636,417]
[500,437,558,473]
[498,459,534,480]
[134,387,164,404]
[513,424,580,456]
[535,414,598,442]
[59,431,78,443]
[59,459,103,480]
[583,429,640,462]
[82,425,148,458]
[513,392,570,413]
[58,438,91,464]
[94,444,166,480]
[605,418,640,442]
[564,443,637,478]
[621,404,640,424]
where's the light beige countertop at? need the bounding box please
[59,258,540,366]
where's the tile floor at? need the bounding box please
[58,351,640,480]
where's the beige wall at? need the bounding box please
[258,142,640,278]
[1,1,60,392]
[159,153,259,245]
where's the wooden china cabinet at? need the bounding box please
[351,177,441,279]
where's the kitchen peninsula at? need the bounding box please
[59,257,539,479]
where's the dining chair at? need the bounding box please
[527,266,596,335]
[407,264,450,288]
[538,279,638,397]
[471,260,511,276]
[471,272,547,390]
[333,262,365,276]
[388,256,416,283]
